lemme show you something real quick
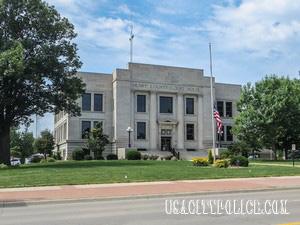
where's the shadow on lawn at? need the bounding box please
[15,161,152,170]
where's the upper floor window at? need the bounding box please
[186,98,194,114]
[186,124,195,140]
[137,95,146,112]
[226,102,233,117]
[226,126,233,141]
[82,93,91,111]
[217,101,224,117]
[160,96,173,113]
[81,121,91,139]
[94,94,103,112]
[137,122,146,139]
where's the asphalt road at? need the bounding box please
[0,189,300,225]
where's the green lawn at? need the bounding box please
[1,160,300,188]
[249,159,300,165]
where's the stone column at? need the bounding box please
[197,95,204,149]
[149,92,157,150]
[177,94,184,150]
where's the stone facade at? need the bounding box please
[54,63,241,160]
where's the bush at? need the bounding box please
[193,157,209,166]
[149,155,159,160]
[106,154,118,160]
[164,155,173,161]
[31,155,43,163]
[95,155,105,160]
[39,159,48,163]
[84,155,93,160]
[141,154,149,160]
[208,149,214,164]
[126,150,141,160]
[230,156,249,167]
[72,149,85,160]
[213,159,229,168]
[0,163,8,169]
[219,151,232,159]
[53,151,62,160]
[47,157,56,162]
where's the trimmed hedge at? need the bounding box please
[106,154,118,160]
[230,156,249,167]
[126,150,141,160]
[72,149,85,160]
[95,155,105,160]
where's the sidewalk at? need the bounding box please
[1,176,300,204]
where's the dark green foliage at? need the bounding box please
[164,155,173,160]
[95,155,105,160]
[53,151,62,160]
[141,154,149,160]
[0,0,85,165]
[126,150,141,160]
[85,122,109,159]
[31,155,43,163]
[230,156,249,167]
[72,149,85,160]
[33,130,55,158]
[84,155,93,160]
[106,154,118,160]
[208,149,214,164]
[219,151,232,159]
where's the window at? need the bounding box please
[217,101,224,117]
[160,96,173,113]
[226,126,233,141]
[186,124,195,140]
[93,121,103,128]
[94,94,103,112]
[186,98,194,114]
[226,102,233,117]
[82,93,91,111]
[137,122,146,139]
[81,121,91,139]
[63,122,67,140]
[137,95,146,112]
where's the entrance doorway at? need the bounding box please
[161,137,171,151]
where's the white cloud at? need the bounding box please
[202,0,300,57]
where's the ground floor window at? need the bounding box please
[186,124,194,140]
[82,121,91,139]
[137,122,146,139]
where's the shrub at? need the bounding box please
[126,150,141,160]
[40,159,48,163]
[193,157,209,166]
[149,155,159,160]
[219,151,232,159]
[213,159,229,168]
[84,155,93,160]
[31,155,43,163]
[208,149,214,164]
[0,163,8,169]
[9,164,20,168]
[53,151,62,160]
[72,149,85,160]
[164,155,173,161]
[106,154,118,160]
[95,155,105,160]
[47,157,56,162]
[230,156,249,167]
[141,154,149,160]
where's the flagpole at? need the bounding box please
[209,43,216,161]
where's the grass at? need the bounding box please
[1,160,300,188]
[249,159,300,165]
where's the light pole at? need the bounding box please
[127,127,133,148]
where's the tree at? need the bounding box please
[232,76,300,160]
[10,127,34,163]
[0,0,85,165]
[34,129,55,159]
[85,122,109,159]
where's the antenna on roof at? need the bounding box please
[129,6,134,63]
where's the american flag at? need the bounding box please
[214,101,223,136]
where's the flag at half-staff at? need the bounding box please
[213,101,223,137]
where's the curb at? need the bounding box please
[3,186,300,207]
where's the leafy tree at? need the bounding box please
[10,127,34,163]
[85,122,109,159]
[232,76,300,160]
[0,0,85,165]
[33,129,55,159]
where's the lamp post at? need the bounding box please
[127,127,133,148]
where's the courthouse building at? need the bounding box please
[54,63,241,160]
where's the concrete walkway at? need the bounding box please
[1,176,300,204]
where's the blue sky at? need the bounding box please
[27,0,300,136]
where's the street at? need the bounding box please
[0,189,300,225]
